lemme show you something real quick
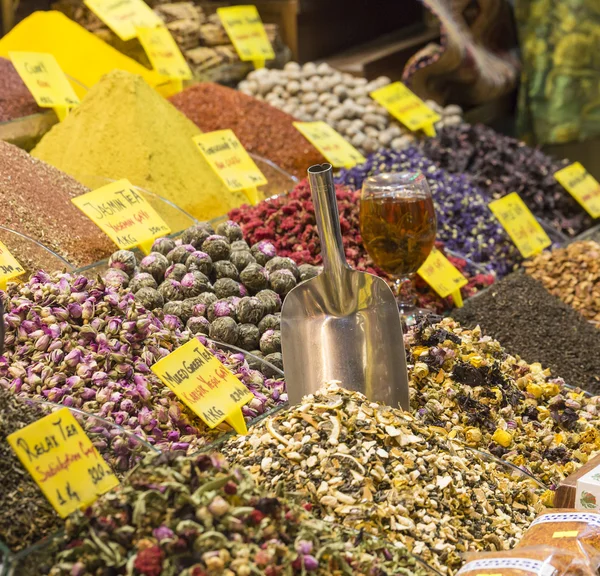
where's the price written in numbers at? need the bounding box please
[554,162,600,219]
[417,247,468,302]
[0,241,25,288]
[84,0,162,41]
[7,408,119,518]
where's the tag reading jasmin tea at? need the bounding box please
[84,0,162,41]
[489,192,551,259]
[417,247,467,306]
[136,25,192,81]
[152,339,254,435]
[217,5,274,68]
[7,407,119,518]
[293,121,366,168]
[71,179,171,254]
[370,82,440,135]
[0,241,25,290]
[9,52,79,120]
[554,162,600,219]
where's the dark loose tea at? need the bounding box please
[453,272,600,394]
[0,57,42,122]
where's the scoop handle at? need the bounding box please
[308,164,349,279]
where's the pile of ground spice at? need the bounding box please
[32,71,248,221]
[170,82,325,179]
[0,57,42,122]
[0,141,113,268]
[453,272,600,394]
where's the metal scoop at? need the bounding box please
[281,163,410,409]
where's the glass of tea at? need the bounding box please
[360,171,437,320]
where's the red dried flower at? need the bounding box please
[247,509,266,525]
[134,545,164,576]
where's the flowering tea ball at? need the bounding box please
[167,244,196,265]
[251,241,277,265]
[231,240,250,251]
[163,300,185,319]
[214,260,240,281]
[247,350,265,371]
[151,236,176,256]
[108,250,137,276]
[258,313,280,334]
[209,316,239,345]
[195,292,218,307]
[103,268,129,288]
[238,323,260,351]
[181,224,213,249]
[181,271,212,298]
[186,251,213,276]
[165,263,187,281]
[158,279,184,302]
[207,299,237,322]
[264,352,283,372]
[214,278,247,299]
[187,315,210,335]
[256,289,282,314]
[240,263,269,293]
[181,296,207,319]
[216,220,244,243]
[237,296,266,325]
[135,287,164,310]
[230,250,256,272]
[260,329,281,354]
[299,263,320,282]
[140,252,169,282]
[129,272,157,293]
[266,256,300,279]
[269,269,297,296]
[203,235,231,262]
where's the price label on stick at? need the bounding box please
[217,5,274,69]
[9,52,79,121]
[7,408,119,518]
[489,192,551,259]
[71,179,171,254]
[84,0,162,41]
[417,247,468,307]
[137,26,192,82]
[293,121,366,168]
[0,241,25,290]
[193,129,267,205]
[554,162,600,219]
[152,339,253,435]
[370,82,440,136]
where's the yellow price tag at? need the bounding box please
[217,5,275,67]
[0,241,25,290]
[136,25,192,82]
[417,247,468,305]
[84,0,162,41]
[370,82,441,134]
[489,192,551,259]
[151,338,254,435]
[293,121,366,169]
[193,129,267,204]
[553,530,579,538]
[7,407,119,518]
[71,179,171,254]
[554,162,600,219]
[9,52,79,121]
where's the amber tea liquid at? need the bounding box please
[360,193,437,277]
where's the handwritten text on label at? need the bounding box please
[554,162,600,219]
[84,0,163,41]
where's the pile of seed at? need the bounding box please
[170,82,325,179]
[420,124,594,237]
[453,272,600,394]
[239,61,463,156]
[224,382,543,574]
[0,57,42,122]
[405,315,600,485]
[42,452,428,576]
[524,241,600,324]
[106,221,321,364]
[0,141,114,269]
[0,271,286,454]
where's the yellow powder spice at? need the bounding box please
[32,70,247,221]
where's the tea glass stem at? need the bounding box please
[393,276,417,309]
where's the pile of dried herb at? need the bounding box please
[224,382,543,574]
[524,240,600,325]
[0,57,42,122]
[405,316,600,485]
[420,124,594,237]
[0,271,286,454]
[229,180,495,314]
[43,451,430,576]
[453,272,600,393]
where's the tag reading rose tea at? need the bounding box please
[136,25,192,81]
[7,407,119,518]
[554,162,600,219]
[217,5,274,69]
[151,339,253,435]
[0,241,25,290]
[370,82,440,136]
[417,247,468,307]
[71,179,171,254]
[84,0,162,41]
[489,192,551,259]
[293,121,366,168]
